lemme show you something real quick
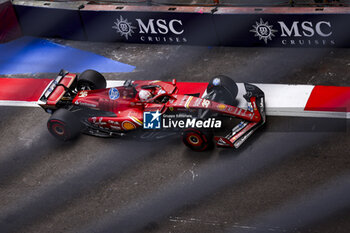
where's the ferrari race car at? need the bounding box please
[39,69,266,151]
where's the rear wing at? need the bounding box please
[39,69,68,102]
[38,69,77,110]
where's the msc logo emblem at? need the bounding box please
[112,15,136,39]
[250,18,277,44]
[143,111,162,129]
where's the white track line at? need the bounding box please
[0,100,40,107]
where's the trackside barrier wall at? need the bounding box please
[11,1,350,47]
[80,5,219,45]
[12,1,85,41]
[213,7,350,48]
[0,0,21,43]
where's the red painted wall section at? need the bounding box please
[305,86,350,112]
[0,0,21,43]
[0,78,51,101]
[176,82,208,95]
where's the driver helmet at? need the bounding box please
[139,89,152,101]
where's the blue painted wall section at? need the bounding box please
[0,36,135,75]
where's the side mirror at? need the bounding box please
[172,78,177,86]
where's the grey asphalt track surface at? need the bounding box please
[0,40,349,233]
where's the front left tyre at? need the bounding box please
[206,75,238,105]
[47,109,81,141]
[182,128,213,152]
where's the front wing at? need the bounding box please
[214,83,266,148]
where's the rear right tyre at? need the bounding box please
[47,109,81,141]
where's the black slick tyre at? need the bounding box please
[77,69,106,91]
[182,129,213,152]
[47,109,81,141]
[207,75,238,105]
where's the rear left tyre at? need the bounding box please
[182,129,213,152]
[47,109,81,141]
[77,69,106,91]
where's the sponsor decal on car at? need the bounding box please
[109,87,120,100]
[252,101,258,111]
[107,120,120,125]
[129,116,143,126]
[78,91,88,97]
[110,125,121,130]
[217,104,226,110]
[234,130,254,148]
[247,103,253,112]
[157,89,166,95]
[217,138,230,146]
[184,96,193,109]
[237,122,246,129]
[91,117,107,125]
[122,121,136,130]
[180,96,188,105]
[74,100,96,108]
[193,98,202,107]
[201,99,210,108]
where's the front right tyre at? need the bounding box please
[182,128,213,152]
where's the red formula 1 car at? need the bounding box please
[39,69,266,151]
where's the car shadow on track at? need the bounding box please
[0,132,79,187]
[0,135,176,233]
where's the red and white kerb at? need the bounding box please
[0,78,349,119]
